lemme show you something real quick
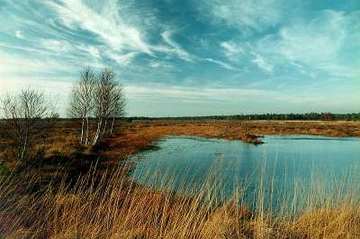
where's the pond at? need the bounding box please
[130,135,360,213]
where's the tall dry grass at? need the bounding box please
[0,162,359,239]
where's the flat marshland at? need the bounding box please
[1,119,360,238]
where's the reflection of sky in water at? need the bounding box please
[130,136,360,213]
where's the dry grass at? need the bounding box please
[0,164,359,239]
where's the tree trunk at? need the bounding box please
[92,118,102,145]
[102,119,108,137]
[20,129,28,161]
[110,117,115,135]
[80,117,85,144]
[85,117,89,145]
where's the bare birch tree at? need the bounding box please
[69,68,95,145]
[69,67,125,146]
[92,69,125,145]
[0,89,53,162]
[109,86,126,135]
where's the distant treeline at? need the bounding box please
[126,113,360,121]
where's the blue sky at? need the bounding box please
[0,0,359,116]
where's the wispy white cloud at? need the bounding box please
[44,1,203,65]
[220,41,244,59]
[158,30,240,71]
[15,30,23,39]
[278,11,345,64]
[80,45,101,59]
[0,50,72,76]
[125,85,272,101]
[40,39,73,53]
[214,9,360,79]
[160,30,193,62]
[107,51,139,66]
[149,61,161,68]
[124,84,352,111]
[204,58,236,71]
[199,0,288,32]
[255,10,360,78]
[45,0,153,55]
[251,52,274,73]
[220,41,274,73]
[148,60,173,69]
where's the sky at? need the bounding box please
[0,0,359,116]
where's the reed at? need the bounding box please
[0,160,359,239]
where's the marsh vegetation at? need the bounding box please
[1,162,360,238]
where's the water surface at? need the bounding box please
[131,135,360,212]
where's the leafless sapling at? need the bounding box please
[69,68,96,145]
[0,88,53,162]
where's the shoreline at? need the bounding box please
[102,120,360,162]
[1,119,360,178]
